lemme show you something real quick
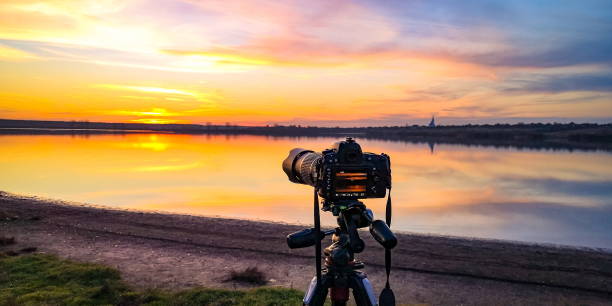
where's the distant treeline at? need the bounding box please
[1,119,611,151]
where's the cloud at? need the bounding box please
[162,0,612,74]
[132,162,201,172]
[108,108,180,117]
[397,84,484,103]
[162,45,440,68]
[162,49,272,66]
[0,44,38,61]
[467,40,612,68]
[441,104,511,116]
[2,0,611,71]
[158,1,490,69]
[377,1,612,68]
[130,118,182,124]
[104,108,188,124]
[92,83,220,103]
[502,73,612,93]
[95,84,198,97]
[0,38,258,73]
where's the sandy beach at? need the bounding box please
[1,191,611,305]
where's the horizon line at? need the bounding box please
[1,118,611,129]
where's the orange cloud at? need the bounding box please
[95,84,197,97]
[93,84,221,103]
[109,108,179,117]
[162,45,481,71]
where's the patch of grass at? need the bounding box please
[0,254,303,305]
[226,267,268,285]
[0,253,127,305]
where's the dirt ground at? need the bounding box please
[1,192,611,305]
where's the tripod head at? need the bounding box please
[287,199,396,253]
[286,198,397,306]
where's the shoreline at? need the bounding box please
[5,191,609,254]
[2,191,611,304]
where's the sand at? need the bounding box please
[1,191,611,305]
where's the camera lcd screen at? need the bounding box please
[333,171,367,193]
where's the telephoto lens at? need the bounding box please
[282,148,322,187]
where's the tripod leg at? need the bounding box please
[349,272,377,306]
[303,276,329,306]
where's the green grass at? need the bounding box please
[0,254,303,306]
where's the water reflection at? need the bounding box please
[0,134,610,248]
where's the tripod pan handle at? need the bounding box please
[370,220,397,249]
[287,228,329,249]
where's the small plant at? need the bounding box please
[19,247,37,253]
[226,267,268,285]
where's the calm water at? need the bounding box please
[1,134,611,249]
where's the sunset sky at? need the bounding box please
[0,0,611,126]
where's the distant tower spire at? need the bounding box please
[428,116,436,127]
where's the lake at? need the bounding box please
[1,133,611,249]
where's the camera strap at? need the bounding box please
[313,187,322,285]
[380,173,396,304]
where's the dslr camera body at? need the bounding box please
[282,137,397,305]
[282,137,391,201]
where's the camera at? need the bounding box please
[282,137,391,201]
[282,138,397,305]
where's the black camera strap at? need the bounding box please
[380,166,396,305]
[313,187,322,285]
[385,187,394,285]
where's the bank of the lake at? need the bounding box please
[1,192,611,305]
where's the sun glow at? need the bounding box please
[111,108,178,117]
[131,118,181,124]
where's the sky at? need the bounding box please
[0,0,611,126]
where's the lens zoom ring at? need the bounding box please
[296,152,321,186]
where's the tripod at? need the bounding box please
[292,199,396,306]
